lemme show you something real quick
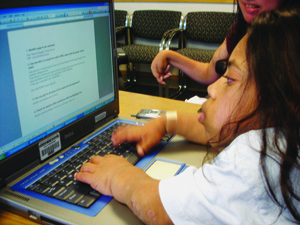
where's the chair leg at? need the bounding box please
[159,83,170,97]
[170,70,187,99]
[126,63,131,83]
[122,62,135,90]
[165,83,169,98]
[133,63,137,83]
[159,84,163,97]
[118,68,125,90]
[126,63,137,84]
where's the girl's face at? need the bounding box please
[238,0,283,23]
[198,36,257,145]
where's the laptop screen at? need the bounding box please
[0,3,116,162]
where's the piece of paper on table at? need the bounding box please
[185,95,207,105]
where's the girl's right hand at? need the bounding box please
[111,117,166,156]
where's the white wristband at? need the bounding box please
[166,111,178,134]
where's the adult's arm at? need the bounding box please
[151,39,229,85]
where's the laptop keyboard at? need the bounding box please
[26,122,141,208]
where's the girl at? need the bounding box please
[75,9,300,224]
[151,0,300,86]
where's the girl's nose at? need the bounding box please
[207,82,217,100]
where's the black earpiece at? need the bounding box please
[215,59,228,76]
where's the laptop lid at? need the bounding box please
[0,0,118,188]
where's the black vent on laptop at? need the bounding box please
[4,190,30,202]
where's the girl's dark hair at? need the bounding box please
[246,9,300,222]
[214,9,300,223]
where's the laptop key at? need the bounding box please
[34,184,50,194]
[126,154,141,165]
[90,189,102,197]
[27,182,39,191]
[71,181,93,194]
[55,187,75,201]
[45,186,65,197]
[66,189,85,204]
[43,178,59,187]
[77,194,99,208]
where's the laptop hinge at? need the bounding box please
[2,159,39,187]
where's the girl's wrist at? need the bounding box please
[165,111,178,134]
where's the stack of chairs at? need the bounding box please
[114,10,235,98]
[120,10,183,90]
[115,10,129,47]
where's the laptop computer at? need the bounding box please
[0,0,172,224]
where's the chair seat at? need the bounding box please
[177,48,215,63]
[121,44,160,64]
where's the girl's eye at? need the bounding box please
[224,76,234,84]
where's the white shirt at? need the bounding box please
[159,130,299,224]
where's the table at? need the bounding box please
[0,90,201,224]
[119,90,200,116]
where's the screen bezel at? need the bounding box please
[0,0,119,187]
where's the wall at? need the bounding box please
[114,2,236,15]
